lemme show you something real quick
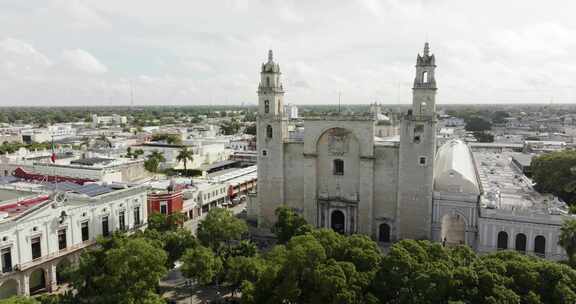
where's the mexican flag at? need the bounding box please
[50,139,56,163]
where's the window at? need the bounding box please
[102,217,109,237]
[119,211,126,231]
[2,248,12,273]
[534,235,546,256]
[58,229,67,250]
[134,207,141,226]
[422,71,428,83]
[419,157,427,166]
[31,237,41,260]
[266,77,270,87]
[81,222,89,242]
[264,100,270,114]
[262,150,267,156]
[515,233,527,252]
[497,231,508,250]
[266,125,273,139]
[160,202,168,215]
[333,159,344,175]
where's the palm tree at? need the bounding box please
[176,147,194,173]
[145,151,166,173]
[149,150,166,163]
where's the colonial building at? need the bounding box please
[0,181,148,298]
[255,44,572,260]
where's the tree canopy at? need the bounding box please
[464,116,492,132]
[531,150,576,204]
[71,234,168,304]
[196,208,248,252]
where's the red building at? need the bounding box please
[147,190,183,216]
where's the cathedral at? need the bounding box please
[254,44,571,260]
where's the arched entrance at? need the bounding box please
[440,213,465,246]
[29,268,46,294]
[0,279,18,299]
[515,233,527,252]
[497,231,508,250]
[56,259,73,285]
[534,235,546,257]
[379,223,390,243]
[331,210,345,234]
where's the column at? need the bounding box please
[21,273,30,296]
[48,263,57,292]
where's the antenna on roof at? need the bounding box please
[338,91,342,114]
[130,80,135,107]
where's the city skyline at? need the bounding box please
[1,0,576,106]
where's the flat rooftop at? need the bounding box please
[474,152,566,216]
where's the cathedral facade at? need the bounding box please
[255,44,571,260]
[256,44,437,241]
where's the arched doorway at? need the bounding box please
[331,210,345,234]
[497,231,508,250]
[379,223,390,243]
[515,233,527,252]
[29,268,46,294]
[534,235,546,257]
[440,213,465,246]
[0,279,18,299]
[56,259,73,285]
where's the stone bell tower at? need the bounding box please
[397,42,438,240]
[256,50,287,228]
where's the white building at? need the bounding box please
[91,114,127,128]
[255,44,572,260]
[0,181,148,298]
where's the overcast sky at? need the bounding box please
[1,0,575,106]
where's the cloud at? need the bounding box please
[0,38,52,80]
[51,0,110,29]
[61,49,108,74]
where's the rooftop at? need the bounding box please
[474,151,569,218]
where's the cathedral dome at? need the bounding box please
[434,140,480,194]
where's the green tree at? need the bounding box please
[272,206,311,244]
[176,147,194,172]
[559,219,576,266]
[531,150,576,204]
[225,256,265,295]
[244,124,257,136]
[71,234,167,303]
[181,245,223,285]
[197,208,247,251]
[147,212,186,233]
[0,297,39,304]
[144,150,165,173]
[465,116,492,132]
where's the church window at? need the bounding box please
[264,100,270,114]
[266,77,270,87]
[419,156,427,166]
[262,150,267,156]
[333,159,344,175]
[413,135,421,143]
[266,125,273,139]
[497,231,508,250]
[534,235,546,256]
[379,223,391,242]
[515,233,527,252]
[422,71,428,83]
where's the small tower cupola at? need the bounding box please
[258,50,285,117]
[414,42,436,89]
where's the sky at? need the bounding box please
[1,0,576,106]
